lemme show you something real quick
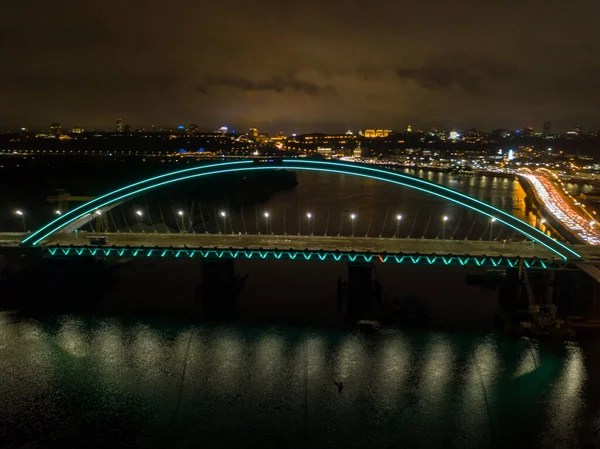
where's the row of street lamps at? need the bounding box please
[8,208,505,240]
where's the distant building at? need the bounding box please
[189,124,199,134]
[49,123,62,137]
[116,119,124,133]
[543,121,551,136]
[249,128,259,140]
[364,129,390,138]
[72,127,84,134]
[521,122,534,136]
[124,124,131,134]
[406,125,412,133]
[575,124,582,136]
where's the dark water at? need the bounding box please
[1,312,599,448]
[2,171,599,448]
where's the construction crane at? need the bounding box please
[518,259,560,329]
[47,190,109,232]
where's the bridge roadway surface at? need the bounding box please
[2,232,599,261]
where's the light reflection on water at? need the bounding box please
[0,312,597,448]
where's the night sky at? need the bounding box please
[2,0,600,133]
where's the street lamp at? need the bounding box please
[95,210,102,216]
[306,212,312,235]
[350,213,356,236]
[135,210,144,232]
[395,214,402,238]
[54,210,62,216]
[14,209,26,232]
[264,211,271,234]
[177,210,184,233]
[220,211,227,234]
[442,215,449,240]
[490,217,497,241]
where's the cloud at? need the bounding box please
[396,57,515,93]
[196,75,336,96]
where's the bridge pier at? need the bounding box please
[497,266,600,331]
[195,259,247,319]
[341,262,382,324]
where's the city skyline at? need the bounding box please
[2,0,600,133]
[3,119,598,136]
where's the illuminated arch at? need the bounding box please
[21,159,581,260]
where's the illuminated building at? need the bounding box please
[189,124,199,134]
[406,125,412,133]
[249,128,259,140]
[49,123,62,137]
[219,126,228,134]
[72,127,84,134]
[520,122,534,136]
[364,129,390,138]
[575,124,582,136]
[116,119,123,133]
[543,121,551,136]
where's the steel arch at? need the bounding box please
[21,159,580,260]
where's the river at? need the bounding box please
[1,170,599,448]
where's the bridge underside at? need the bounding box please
[42,244,565,269]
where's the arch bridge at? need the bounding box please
[19,158,581,264]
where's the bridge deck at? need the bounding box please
[5,232,580,259]
[3,232,599,261]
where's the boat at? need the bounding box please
[356,320,380,332]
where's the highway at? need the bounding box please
[0,231,591,260]
[521,172,600,245]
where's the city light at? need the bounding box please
[55,210,62,216]
[397,214,402,220]
[95,210,102,215]
[306,212,312,218]
[15,210,24,216]
[136,210,143,217]
[264,212,269,218]
[220,211,226,217]
[523,173,600,245]
[350,213,356,220]
[443,216,449,222]
[177,210,183,216]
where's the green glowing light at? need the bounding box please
[24,159,579,260]
[42,245,562,269]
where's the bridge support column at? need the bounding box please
[195,259,247,319]
[342,262,381,323]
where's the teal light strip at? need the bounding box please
[22,160,253,244]
[24,159,579,260]
[284,159,580,259]
[42,245,562,269]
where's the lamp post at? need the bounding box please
[15,210,26,232]
[350,213,356,237]
[442,215,449,240]
[306,212,312,235]
[264,212,270,234]
[220,211,227,234]
[490,217,496,241]
[54,210,62,216]
[177,210,184,233]
[395,214,402,238]
[135,210,144,232]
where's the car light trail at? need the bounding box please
[522,173,600,245]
